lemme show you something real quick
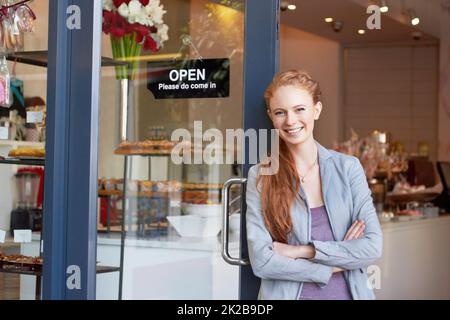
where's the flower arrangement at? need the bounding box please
[102,0,169,79]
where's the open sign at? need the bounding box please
[147,59,230,99]
[169,69,206,82]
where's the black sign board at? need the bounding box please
[147,59,230,99]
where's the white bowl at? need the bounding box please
[167,215,222,238]
[229,214,241,233]
[181,203,222,217]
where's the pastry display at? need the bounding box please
[182,189,221,205]
[114,140,179,155]
[0,253,43,272]
[8,147,45,158]
[98,179,182,195]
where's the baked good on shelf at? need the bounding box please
[182,182,223,190]
[114,140,179,155]
[2,254,42,265]
[8,147,45,158]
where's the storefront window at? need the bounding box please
[96,0,245,300]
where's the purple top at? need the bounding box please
[299,206,353,300]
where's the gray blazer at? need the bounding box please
[246,142,383,300]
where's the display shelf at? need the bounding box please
[0,265,120,276]
[6,50,130,68]
[0,158,45,166]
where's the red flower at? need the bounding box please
[110,13,128,38]
[113,0,131,8]
[132,23,149,36]
[139,0,150,6]
[143,36,158,52]
[102,10,115,35]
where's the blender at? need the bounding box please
[10,170,43,235]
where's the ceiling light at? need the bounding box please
[287,4,296,10]
[408,9,420,26]
[379,0,389,13]
[358,29,366,35]
[324,17,334,23]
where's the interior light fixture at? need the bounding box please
[379,0,389,13]
[287,4,296,10]
[324,17,334,23]
[408,9,420,26]
[358,29,366,35]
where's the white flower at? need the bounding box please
[157,24,169,43]
[151,23,169,49]
[145,1,167,25]
[128,0,143,17]
[118,3,130,18]
[102,0,113,11]
[124,0,153,26]
[132,13,152,27]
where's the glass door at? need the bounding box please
[96,0,279,300]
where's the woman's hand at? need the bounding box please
[344,219,366,241]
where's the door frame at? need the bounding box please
[240,0,280,299]
[43,0,279,299]
[43,0,102,299]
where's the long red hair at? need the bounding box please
[257,70,322,243]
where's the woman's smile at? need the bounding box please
[284,126,305,136]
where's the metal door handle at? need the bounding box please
[221,178,250,266]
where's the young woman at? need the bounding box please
[246,70,383,300]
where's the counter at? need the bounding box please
[375,214,450,299]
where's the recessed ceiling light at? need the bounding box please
[379,0,389,13]
[324,17,334,23]
[358,29,366,35]
[408,9,420,26]
[287,4,296,10]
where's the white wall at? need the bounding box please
[280,25,343,148]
